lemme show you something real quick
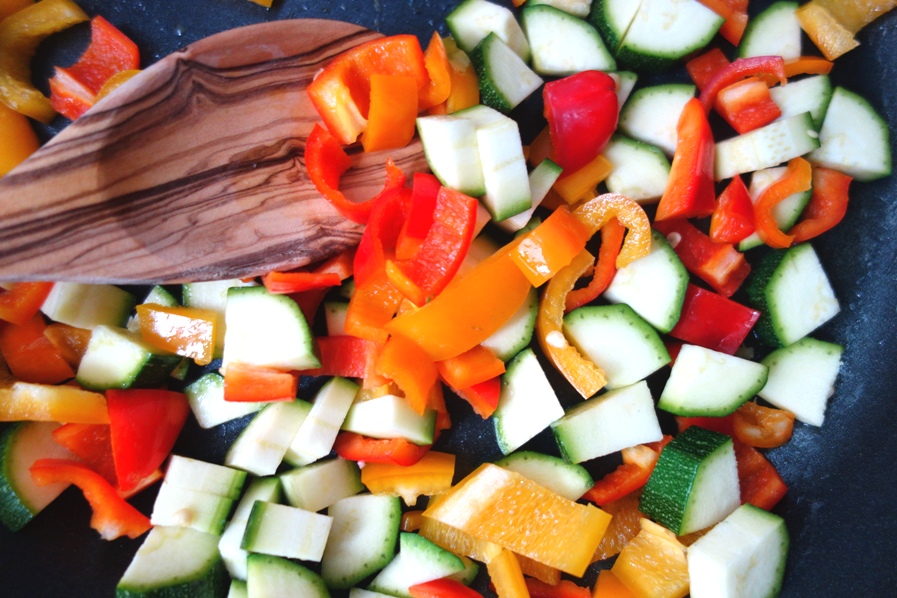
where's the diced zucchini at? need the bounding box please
[219,477,282,581]
[285,376,358,466]
[76,325,182,391]
[530,0,591,17]
[182,278,256,357]
[522,5,616,76]
[245,554,329,598]
[618,83,696,157]
[164,455,246,499]
[150,482,234,535]
[445,0,531,61]
[737,1,802,59]
[241,501,332,562]
[738,166,813,252]
[280,458,363,513]
[341,394,436,446]
[224,400,312,476]
[41,282,135,330]
[367,532,466,598]
[469,33,543,113]
[184,372,263,430]
[769,74,833,129]
[602,134,671,203]
[323,301,348,336]
[416,115,486,196]
[496,450,593,501]
[497,159,563,233]
[714,112,821,181]
[481,287,538,362]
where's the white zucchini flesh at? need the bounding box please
[445,0,531,61]
[522,5,616,76]
[737,1,802,60]
[602,134,671,203]
[738,166,812,252]
[714,112,821,181]
[770,74,832,129]
[618,83,696,157]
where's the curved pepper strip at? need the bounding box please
[0,0,88,122]
[698,55,786,114]
[564,218,625,313]
[571,192,652,268]
[582,437,672,506]
[353,176,411,287]
[375,333,438,415]
[511,205,593,287]
[753,157,813,249]
[29,458,151,540]
[333,431,431,467]
[418,32,452,111]
[789,166,852,243]
[537,250,607,399]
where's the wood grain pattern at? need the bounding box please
[0,20,428,284]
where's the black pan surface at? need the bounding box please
[2,0,896,596]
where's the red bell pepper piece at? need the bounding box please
[224,363,298,403]
[525,578,591,598]
[409,578,484,598]
[298,335,379,380]
[686,47,730,91]
[789,166,852,243]
[734,441,788,510]
[29,458,151,540]
[710,175,755,243]
[0,282,53,325]
[654,219,751,297]
[106,389,189,493]
[582,436,672,506]
[714,76,782,134]
[668,284,760,355]
[52,423,118,487]
[754,157,813,249]
[286,248,356,322]
[387,186,479,305]
[353,184,412,288]
[676,414,736,436]
[49,16,140,119]
[564,217,625,313]
[696,0,749,46]
[699,56,787,113]
[452,376,501,419]
[732,401,795,449]
[0,313,75,384]
[654,98,716,221]
[307,34,429,145]
[543,70,618,174]
[333,431,431,467]
[262,271,341,294]
[396,173,442,260]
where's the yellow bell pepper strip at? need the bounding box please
[360,450,455,507]
[135,304,218,366]
[536,249,608,399]
[307,34,429,145]
[375,333,438,415]
[0,281,52,325]
[423,463,611,577]
[0,312,75,384]
[552,153,614,204]
[0,0,88,122]
[594,570,637,598]
[0,0,33,22]
[436,345,505,392]
[572,192,652,268]
[612,518,689,598]
[510,205,593,287]
[0,381,108,423]
[486,550,530,598]
[362,74,419,152]
[565,217,625,313]
[420,494,504,562]
[418,32,452,111]
[29,458,151,540]
[385,242,531,362]
[428,36,479,115]
[753,157,813,249]
[0,100,38,175]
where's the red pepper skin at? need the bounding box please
[654,219,751,298]
[0,282,53,326]
[0,313,75,384]
[298,335,379,379]
[333,431,431,467]
[668,284,760,355]
[699,56,786,113]
[582,437,672,506]
[686,47,730,91]
[564,217,625,313]
[52,423,118,487]
[676,414,736,437]
[224,363,298,403]
[353,185,412,288]
[451,375,501,419]
[734,441,788,510]
[409,578,484,598]
[397,172,442,260]
[789,167,852,243]
[543,70,618,174]
[753,157,812,249]
[525,578,591,598]
[697,0,749,46]
[106,389,189,493]
[714,76,782,134]
[262,271,341,294]
[710,175,755,244]
[29,458,151,540]
[654,98,716,221]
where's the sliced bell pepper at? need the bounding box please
[697,0,749,45]
[401,509,424,532]
[285,247,355,322]
[783,55,834,77]
[385,243,532,362]
[0,281,52,325]
[434,36,479,114]
[0,0,88,122]
[0,313,75,384]
[675,414,735,437]
[262,271,341,294]
[593,569,637,598]
[789,166,852,243]
[49,15,140,120]
[511,206,593,287]
[409,578,484,598]
[551,153,614,204]
[0,99,38,175]
[43,322,92,369]
[754,157,813,249]
[795,2,860,60]
[0,381,108,424]
[298,335,378,380]
[685,47,729,91]
[361,73,419,152]
[699,56,787,113]
[223,362,298,403]
[710,175,755,244]
[732,401,795,449]
[714,76,782,134]
[537,250,607,398]
[734,441,788,510]
[592,490,644,562]
[611,518,689,598]
[397,172,442,260]
[452,375,501,419]
[418,32,452,111]
[525,578,591,598]
[305,123,362,223]
[436,345,505,392]
[52,423,117,487]
[487,550,529,598]
[420,499,503,563]
[106,388,189,493]
[360,450,455,507]
[543,70,618,174]
[0,0,34,22]
[527,125,554,168]
[29,458,151,540]
[345,272,405,344]
[354,182,412,288]
[375,333,438,415]
[333,431,431,467]
[307,34,429,145]
[667,284,760,355]
[582,437,672,506]
[572,192,652,268]
[387,186,479,305]
[135,304,217,366]
[654,218,751,297]
[655,97,716,221]
[564,217,625,313]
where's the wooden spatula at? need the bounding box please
[0,19,428,284]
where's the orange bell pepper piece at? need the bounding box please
[136,304,218,366]
[732,401,795,449]
[0,0,88,122]
[0,381,108,424]
[593,570,637,598]
[487,550,530,598]
[428,37,479,115]
[362,73,419,152]
[223,362,298,403]
[783,55,834,77]
[0,313,74,384]
[612,519,689,598]
[572,192,652,268]
[526,578,592,598]
[262,271,342,294]
[360,450,455,506]
[375,333,438,415]
[564,217,625,313]
[0,100,38,175]
[29,458,151,540]
[307,34,429,145]
[511,206,593,287]
[43,322,91,369]
[345,273,405,344]
[0,0,33,22]
[385,243,531,362]
[0,281,52,325]
[436,345,505,391]
[753,157,813,249]
[696,0,749,46]
[418,32,452,111]
[796,2,860,60]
